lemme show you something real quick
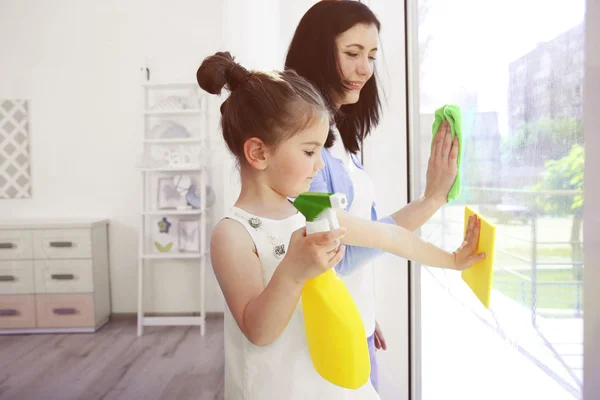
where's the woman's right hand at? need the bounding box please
[424,120,459,203]
[452,214,486,271]
[281,227,347,285]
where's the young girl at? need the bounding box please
[197,51,483,400]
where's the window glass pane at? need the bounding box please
[414,1,585,399]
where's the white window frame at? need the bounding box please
[583,1,599,399]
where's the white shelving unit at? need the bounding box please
[137,81,210,336]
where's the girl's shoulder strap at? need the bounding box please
[219,207,261,248]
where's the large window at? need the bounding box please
[410,1,586,398]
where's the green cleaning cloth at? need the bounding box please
[432,104,463,202]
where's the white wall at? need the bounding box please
[583,0,600,398]
[0,0,226,313]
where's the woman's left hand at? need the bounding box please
[374,321,387,351]
[424,120,459,203]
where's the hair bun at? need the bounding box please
[197,51,250,95]
[225,63,251,91]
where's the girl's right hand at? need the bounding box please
[281,227,347,285]
[452,214,486,271]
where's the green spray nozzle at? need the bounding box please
[293,192,347,221]
[293,193,348,235]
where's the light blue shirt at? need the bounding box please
[309,147,396,275]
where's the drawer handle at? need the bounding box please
[51,274,75,280]
[49,241,73,248]
[0,243,15,249]
[0,309,19,316]
[0,275,16,282]
[53,308,77,315]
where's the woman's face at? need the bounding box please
[334,23,379,107]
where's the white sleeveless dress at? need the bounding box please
[221,206,380,400]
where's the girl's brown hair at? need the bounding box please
[197,52,332,162]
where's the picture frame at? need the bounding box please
[0,99,32,199]
[157,177,188,209]
[179,219,200,252]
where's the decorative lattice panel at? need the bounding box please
[0,99,31,199]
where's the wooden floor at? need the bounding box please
[0,316,224,400]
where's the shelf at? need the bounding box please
[144,110,203,116]
[139,81,208,337]
[141,252,206,260]
[142,316,204,326]
[143,209,204,216]
[143,138,203,144]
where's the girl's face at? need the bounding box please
[266,116,329,198]
[333,23,379,107]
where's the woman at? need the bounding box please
[285,0,459,391]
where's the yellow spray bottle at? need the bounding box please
[293,192,370,389]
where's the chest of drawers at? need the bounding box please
[0,219,111,334]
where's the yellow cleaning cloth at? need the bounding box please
[461,206,496,308]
